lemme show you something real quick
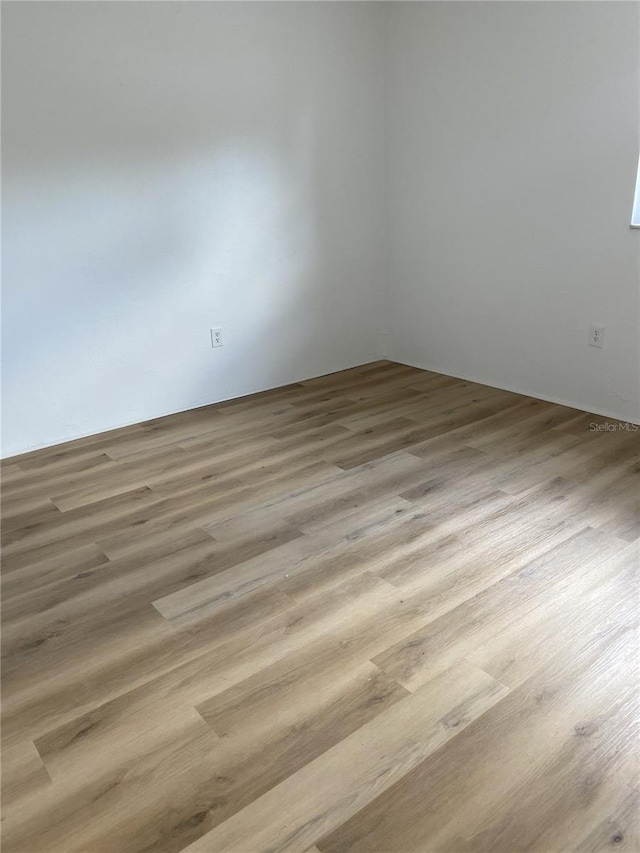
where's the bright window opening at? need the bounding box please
[632,155,640,227]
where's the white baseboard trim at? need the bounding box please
[386,356,640,426]
[2,355,384,459]
[5,353,638,458]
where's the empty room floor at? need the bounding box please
[1,360,638,852]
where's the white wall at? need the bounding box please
[3,2,639,457]
[2,2,386,456]
[386,1,640,423]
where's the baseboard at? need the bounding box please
[386,357,640,426]
[5,353,637,459]
[1,355,388,460]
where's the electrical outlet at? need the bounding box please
[588,325,605,348]
[210,328,223,348]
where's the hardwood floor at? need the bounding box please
[1,360,638,853]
